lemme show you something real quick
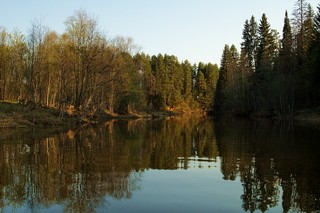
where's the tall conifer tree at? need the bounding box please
[241,16,258,72]
[308,4,320,105]
[281,11,293,59]
[256,14,276,72]
[276,11,295,113]
[252,14,277,111]
[214,45,231,114]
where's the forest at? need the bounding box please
[0,10,218,115]
[0,0,319,117]
[214,1,320,117]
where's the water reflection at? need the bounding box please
[0,117,319,212]
[215,119,320,212]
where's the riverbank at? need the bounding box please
[2,101,319,129]
[0,102,187,128]
[0,102,73,128]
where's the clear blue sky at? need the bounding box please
[0,0,319,65]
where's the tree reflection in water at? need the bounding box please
[0,117,319,212]
[215,119,320,212]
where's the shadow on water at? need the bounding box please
[0,117,319,212]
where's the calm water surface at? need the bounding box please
[0,117,319,212]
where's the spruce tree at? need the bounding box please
[281,11,293,60]
[205,63,219,109]
[241,16,258,72]
[308,4,320,105]
[295,4,315,107]
[214,45,240,114]
[276,11,295,113]
[303,4,315,53]
[253,14,277,112]
[256,14,276,72]
[214,45,231,114]
[240,16,258,113]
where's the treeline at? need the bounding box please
[0,10,218,114]
[214,0,320,116]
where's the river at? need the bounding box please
[0,117,319,212]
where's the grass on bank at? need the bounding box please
[0,101,68,128]
[0,101,189,128]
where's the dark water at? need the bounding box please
[0,117,320,212]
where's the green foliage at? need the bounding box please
[241,16,258,72]
[293,4,316,108]
[0,10,220,114]
[272,11,295,114]
[214,2,320,117]
[4,3,320,117]
[196,70,207,108]
[181,60,193,100]
[205,63,219,109]
[214,45,236,114]
[195,62,219,109]
[256,14,277,72]
[143,54,218,111]
[281,11,293,59]
[307,4,320,105]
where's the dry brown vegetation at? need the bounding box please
[0,101,193,128]
[0,102,69,128]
